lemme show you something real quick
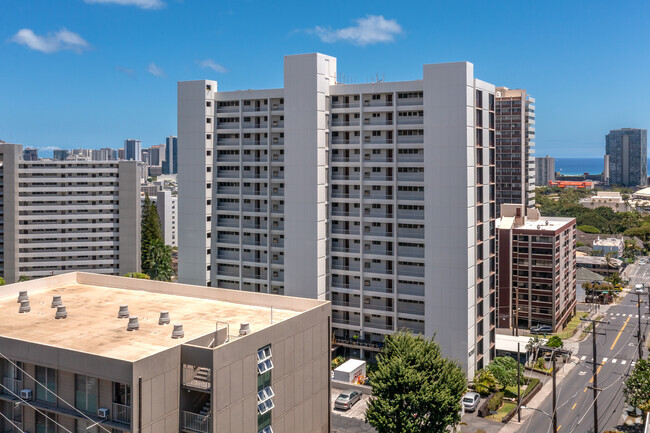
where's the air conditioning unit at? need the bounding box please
[97,407,109,419]
[20,389,32,401]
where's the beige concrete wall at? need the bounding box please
[1,144,20,283]
[134,346,181,433]
[212,303,330,433]
[118,160,142,275]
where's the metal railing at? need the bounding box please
[182,366,212,390]
[112,402,131,425]
[182,411,211,433]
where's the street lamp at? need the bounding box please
[520,406,552,419]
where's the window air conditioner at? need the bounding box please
[20,389,32,401]
[97,407,109,418]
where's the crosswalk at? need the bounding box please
[608,313,647,319]
[578,355,632,366]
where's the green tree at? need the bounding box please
[546,336,563,348]
[0,277,4,286]
[141,194,163,274]
[623,359,650,414]
[18,276,30,282]
[145,239,173,281]
[604,272,622,286]
[577,225,600,234]
[487,356,524,389]
[473,369,499,396]
[526,335,542,362]
[365,331,466,433]
[124,272,151,280]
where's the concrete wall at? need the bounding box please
[1,143,20,283]
[119,160,142,275]
[178,80,215,286]
[283,53,335,300]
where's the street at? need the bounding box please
[521,261,650,433]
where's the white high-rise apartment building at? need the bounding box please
[535,155,555,186]
[0,143,142,283]
[178,53,496,374]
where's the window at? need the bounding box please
[36,411,56,433]
[257,346,273,374]
[75,375,99,413]
[257,387,275,414]
[113,382,131,406]
[35,366,56,403]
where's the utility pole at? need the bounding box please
[581,317,609,433]
[517,342,521,422]
[633,293,645,359]
[539,345,570,433]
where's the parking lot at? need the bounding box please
[330,389,376,433]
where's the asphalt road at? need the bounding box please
[522,261,650,433]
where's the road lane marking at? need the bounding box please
[572,403,577,410]
[590,361,605,383]
[580,355,586,361]
[610,316,631,350]
[612,359,617,363]
[584,387,588,393]
[557,425,562,431]
[603,357,608,362]
[617,313,620,316]
[621,360,626,365]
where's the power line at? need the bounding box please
[0,410,25,433]
[0,352,112,433]
[0,382,72,433]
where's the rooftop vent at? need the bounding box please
[18,300,31,314]
[117,305,129,319]
[239,322,251,336]
[171,323,184,339]
[158,311,171,325]
[55,305,67,319]
[17,291,28,303]
[127,316,139,331]
[51,295,62,308]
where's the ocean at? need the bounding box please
[555,157,650,176]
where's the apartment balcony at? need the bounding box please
[331,120,361,127]
[363,299,394,313]
[364,245,393,257]
[331,190,361,199]
[363,226,393,237]
[270,187,284,196]
[396,154,424,163]
[331,278,361,290]
[270,220,284,230]
[270,237,284,248]
[216,138,240,146]
[216,170,239,179]
[217,202,239,212]
[331,261,361,272]
[271,103,284,111]
[242,105,268,112]
[242,268,267,279]
[217,249,239,261]
[397,191,424,201]
[182,411,211,433]
[363,320,394,332]
[364,263,393,275]
[216,105,239,113]
[397,319,424,334]
[363,191,393,200]
[2,377,22,395]
[271,153,284,162]
[363,118,393,126]
[331,316,361,327]
[271,138,284,146]
[397,117,424,125]
[112,402,132,425]
[397,209,424,220]
[241,205,266,213]
[331,101,361,109]
[243,236,267,247]
[216,123,239,130]
[216,186,239,195]
[242,154,268,163]
[217,234,239,244]
[397,172,424,182]
[331,155,361,163]
[216,265,238,277]
[242,187,268,196]
[331,244,361,254]
[364,138,393,145]
[242,220,267,230]
[397,281,424,297]
[397,97,423,106]
[397,136,424,144]
[331,138,361,145]
[363,154,394,163]
[242,122,268,129]
[242,171,267,180]
[363,100,393,108]
[216,153,239,162]
[332,173,361,181]
[271,120,285,128]
[364,282,394,295]
[397,302,425,316]
[331,225,360,234]
[332,299,361,309]
[363,173,393,182]
[363,209,393,219]
[397,263,425,278]
[397,245,424,258]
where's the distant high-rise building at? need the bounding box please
[149,144,164,166]
[605,128,647,187]
[178,53,497,375]
[141,148,150,166]
[118,147,126,160]
[125,139,142,161]
[22,148,38,161]
[495,88,535,216]
[0,143,142,282]
[156,190,178,247]
[53,149,69,160]
[535,155,555,186]
[162,136,177,174]
[603,155,610,185]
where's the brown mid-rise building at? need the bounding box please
[497,204,577,332]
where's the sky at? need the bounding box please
[1,0,649,158]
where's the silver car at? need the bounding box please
[334,390,361,410]
[462,392,481,412]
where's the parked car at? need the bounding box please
[530,324,553,334]
[634,284,645,294]
[334,390,361,410]
[462,392,480,412]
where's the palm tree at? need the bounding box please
[526,335,541,364]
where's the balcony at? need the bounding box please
[112,402,131,425]
[397,281,424,297]
[331,190,361,199]
[331,139,361,145]
[2,377,22,395]
[332,316,361,327]
[331,261,361,272]
[363,118,393,126]
[364,320,394,331]
[363,100,393,107]
[397,263,425,277]
[331,225,360,234]
[331,120,361,127]
[331,155,361,163]
[182,411,211,433]
[397,98,423,106]
[332,299,361,309]
[331,279,361,290]
[364,263,393,275]
[331,244,361,254]
[332,101,360,109]
[397,320,424,334]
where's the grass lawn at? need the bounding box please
[486,402,516,422]
[503,378,540,399]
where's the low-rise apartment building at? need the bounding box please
[497,204,577,332]
[0,143,142,283]
[0,272,330,433]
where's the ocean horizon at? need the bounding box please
[555,157,650,176]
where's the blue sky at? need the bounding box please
[1,0,649,157]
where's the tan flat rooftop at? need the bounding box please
[0,283,298,362]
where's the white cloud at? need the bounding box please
[84,0,164,9]
[117,66,136,77]
[36,146,62,152]
[311,15,402,46]
[10,28,90,54]
[198,59,228,74]
[147,62,165,77]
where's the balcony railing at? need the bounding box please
[332,336,383,350]
[2,377,22,395]
[112,402,131,425]
[182,411,211,433]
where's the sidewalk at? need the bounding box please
[499,357,579,433]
